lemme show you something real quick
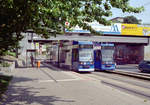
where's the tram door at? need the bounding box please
[72,49,79,70]
[94,50,102,70]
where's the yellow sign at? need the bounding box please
[36,43,39,49]
[143,27,150,36]
[121,24,143,36]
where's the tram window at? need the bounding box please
[96,50,101,61]
[79,45,93,49]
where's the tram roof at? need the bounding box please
[77,41,93,45]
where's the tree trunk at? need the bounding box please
[16,32,20,58]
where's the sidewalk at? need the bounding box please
[1,66,80,105]
[1,65,150,105]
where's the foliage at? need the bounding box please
[5,51,16,57]
[0,61,10,67]
[123,15,141,24]
[0,51,16,57]
[0,75,12,99]
[0,0,144,55]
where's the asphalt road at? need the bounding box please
[91,71,150,99]
[2,65,150,105]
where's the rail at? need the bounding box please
[109,70,150,80]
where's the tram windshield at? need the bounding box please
[101,49,114,62]
[79,49,93,61]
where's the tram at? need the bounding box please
[94,42,116,71]
[59,41,94,72]
[49,41,115,71]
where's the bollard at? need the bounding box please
[37,61,40,68]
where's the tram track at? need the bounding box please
[92,71,150,89]
[38,67,58,83]
[42,62,150,99]
[84,72,150,100]
[110,70,150,80]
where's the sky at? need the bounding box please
[109,0,150,24]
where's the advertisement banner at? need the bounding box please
[143,27,150,36]
[121,24,143,36]
[65,22,121,35]
[65,22,150,36]
[102,23,121,35]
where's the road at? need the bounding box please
[46,63,150,101]
[91,71,150,99]
[2,64,150,105]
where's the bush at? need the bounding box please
[0,75,12,99]
[6,52,16,57]
[0,62,10,67]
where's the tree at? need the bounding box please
[0,0,37,55]
[0,0,144,56]
[124,15,141,24]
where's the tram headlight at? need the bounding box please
[80,61,84,65]
[102,61,105,64]
[90,61,94,64]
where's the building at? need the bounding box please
[110,17,124,23]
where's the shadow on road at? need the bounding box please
[0,76,75,105]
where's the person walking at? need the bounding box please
[30,54,34,67]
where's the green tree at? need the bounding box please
[124,15,141,24]
[0,0,144,56]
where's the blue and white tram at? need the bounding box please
[59,41,94,72]
[94,43,116,71]
[72,41,94,72]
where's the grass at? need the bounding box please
[0,75,12,99]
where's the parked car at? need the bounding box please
[138,60,150,73]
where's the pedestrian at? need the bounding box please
[30,54,34,67]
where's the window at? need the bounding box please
[79,45,93,49]
[95,50,101,61]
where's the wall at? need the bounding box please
[114,44,144,64]
[144,38,150,60]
